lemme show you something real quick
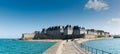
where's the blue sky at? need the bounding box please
[0,0,120,38]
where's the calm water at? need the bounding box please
[82,38,120,54]
[0,39,56,54]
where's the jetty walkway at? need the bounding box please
[62,40,82,54]
[44,39,91,54]
[62,40,90,54]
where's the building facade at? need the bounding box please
[45,26,64,36]
[64,25,73,36]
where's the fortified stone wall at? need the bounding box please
[84,34,96,39]
[21,25,110,40]
[21,33,35,40]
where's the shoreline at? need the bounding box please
[76,38,108,44]
[27,39,63,42]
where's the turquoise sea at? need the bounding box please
[82,38,120,54]
[0,39,56,54]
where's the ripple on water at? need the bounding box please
[82,38,120,54]
[0,39,56,54]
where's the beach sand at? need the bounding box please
[27,39,63,42]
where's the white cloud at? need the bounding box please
[85,0,109,11]
[106,18,120,34]
[111,18,120,23]
[108,18,120,24]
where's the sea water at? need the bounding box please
[0,39,56,54]
[82,38,120,54]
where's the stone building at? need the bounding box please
[84,29,110,39]
[72,26,80,35]
[34,31,41,39]
[86,29,97,35]
[97,30,105,35]
[104,32,110,37]
[46,26,64,36]
[96,30,110,37]
[84,29,98,39]
[41,28,47,34]
[72,26,86,35]
[64,25,73,36]
[80,27,86,34]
